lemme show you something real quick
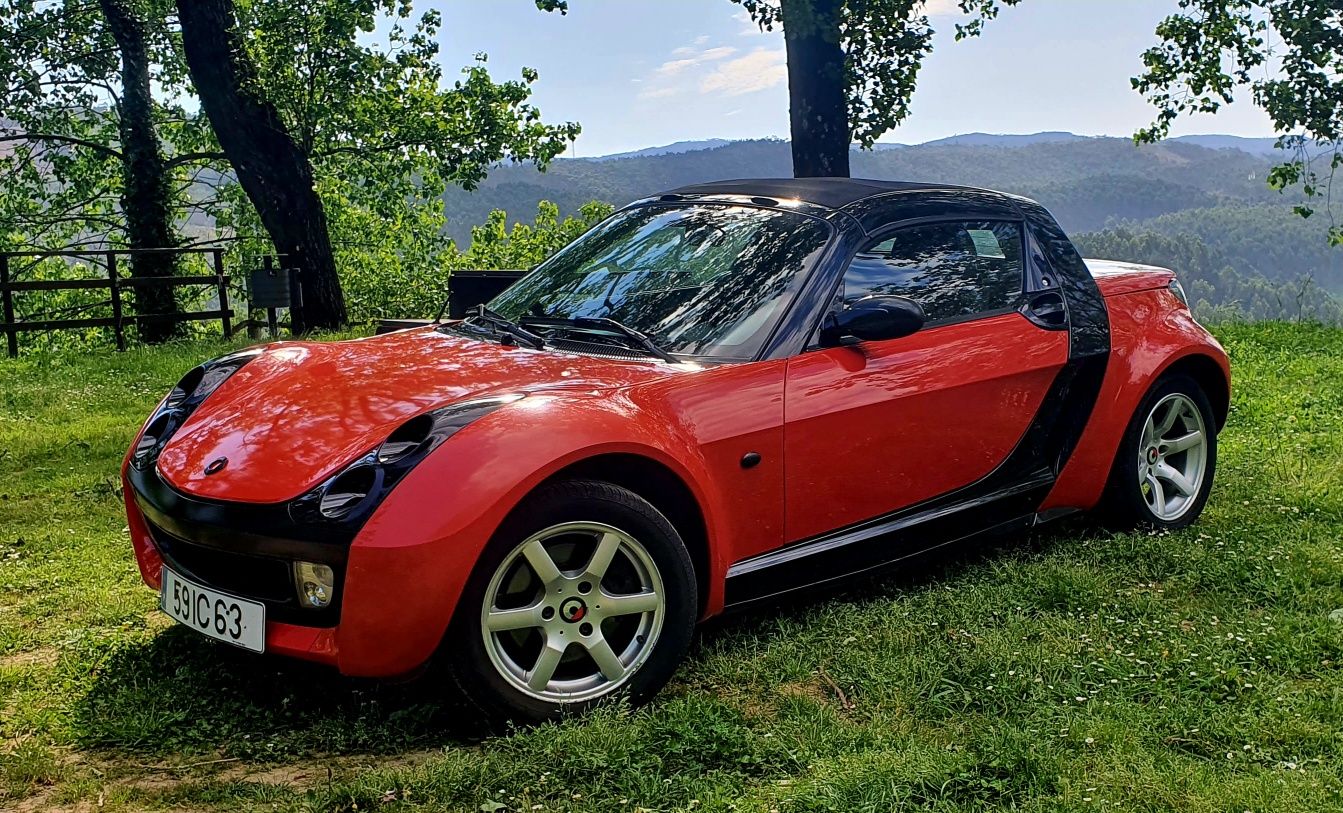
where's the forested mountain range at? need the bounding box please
[446,135,1340,321]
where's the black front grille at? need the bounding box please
[148,520,341,625]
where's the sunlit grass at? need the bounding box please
[1,323,1340,811]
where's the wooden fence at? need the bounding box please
[1,249,530,357]
[0,247,240,358]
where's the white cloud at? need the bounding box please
[654,46,738,78]
[639,29,786,102]
[923,0,964,15]
[699,48,787,97]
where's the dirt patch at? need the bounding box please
[776,678,827,705]
[213,747,447,786]
[0,647,59,670]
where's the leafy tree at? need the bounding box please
[338,201,613,321]
[1130,0,1341,245]
[0,0,188,341]
[175,0,581,332]
[175,0,347,332]
[733,0,958,177]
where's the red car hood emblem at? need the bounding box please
[155,328,679,503]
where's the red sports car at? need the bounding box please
[123,179,1229,721]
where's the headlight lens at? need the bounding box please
[318,465,380,519]
[1168,278,1189,307]
[165,366,205,408]
[294,562,336,608]
[291,393,528,526]
[376,413,434,464]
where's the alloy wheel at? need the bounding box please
[1138,392,1208,522]
[480,521,665,703]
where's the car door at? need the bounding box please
[782,219,1071,542]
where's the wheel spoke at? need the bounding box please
[522,539,563,585]
[585,636,626,681]
[584,531,622,581]
[1164,429,1203,454]
[600,590,660,618]
[528,638,567,691]
[1155,462,1196,497]
[1156,400,1181,435]
[485,603,543,633]
[1145,472,1165,511]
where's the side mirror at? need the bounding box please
[819,295,925,346]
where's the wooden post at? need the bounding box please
[286,260,302,336]
[264,255,278,338]
[107,251,126,352]
[1,254,16,358]
[213,248,231,338]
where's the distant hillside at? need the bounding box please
[1169,134,1281,155]
[445,134,1339,320]
[443,136,1294,245]
[917,131,1089,148]
[587,139,735,161]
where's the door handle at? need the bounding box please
[1021,290,1067,329]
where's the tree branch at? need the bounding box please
[164,150,228,168]
[0,132,122,159]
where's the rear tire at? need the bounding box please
[1102,373,1217,530]
[446,479,697,724]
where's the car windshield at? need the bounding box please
[487,204,832,360]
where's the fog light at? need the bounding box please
[294,562,336,609]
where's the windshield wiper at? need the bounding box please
[522,315,677,363]
[463,304,546,350]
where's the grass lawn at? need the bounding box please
[1,322,1341,812]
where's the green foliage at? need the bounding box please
[2,0,582,342]
[1129,0,1342,244]
[196,0,581,322]
[0,0,181,255]
[338,200,612,321]
[3,323,1343,810]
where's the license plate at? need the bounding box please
[160,566,266,653]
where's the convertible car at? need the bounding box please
[123,178,1229,721]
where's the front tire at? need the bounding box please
[448,480,697,723]
[1102,373,1217,530]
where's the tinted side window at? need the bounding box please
[841,221,1025,322]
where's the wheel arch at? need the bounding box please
[1158,352,1230,431]
[535,453,711,617]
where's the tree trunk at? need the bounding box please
[780,0,850,178]
[175,0,346,332]
[100,0,180,343]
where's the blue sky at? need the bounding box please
[431,0,1276,157]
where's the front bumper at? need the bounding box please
[123,464,346,666]
[123,456,485,677]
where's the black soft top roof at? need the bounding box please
[666,177,1001,209]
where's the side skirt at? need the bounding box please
[723,474,1053,608]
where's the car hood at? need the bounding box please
[156,327,682,503]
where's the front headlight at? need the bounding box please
[1168,277,1190,307]
[290,393,527,526]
